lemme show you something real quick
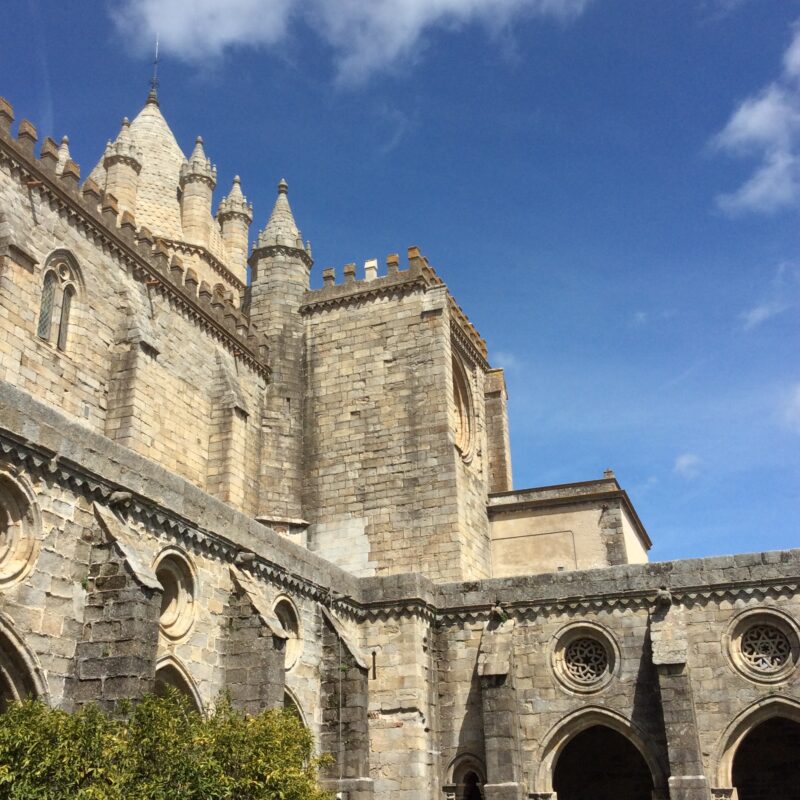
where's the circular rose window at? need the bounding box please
[0,471,40,589]
[552,624,618,693]
[154,549,196,641]
[726,610,799,684]
[273,597,302,670]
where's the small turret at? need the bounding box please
[217,175,253,285]
[179,136,217,247]
[102,119,143,215]
[55,136,71,176]
[248,179,312,525]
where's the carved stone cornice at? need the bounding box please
[103,153,142,173]
[0,427,349,607]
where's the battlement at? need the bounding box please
[0,96,269,378]
[303,245,488,359]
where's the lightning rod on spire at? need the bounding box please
[148,34,160,105]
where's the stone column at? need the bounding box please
[650,590,711,800]
[69,503,161,712]
[478,617,525,800]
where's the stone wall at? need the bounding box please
[302,254,493,582]
[0,121,267,518]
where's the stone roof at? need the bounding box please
[256,179,304,249]
[91,96,187,241]
[89,96,231,266]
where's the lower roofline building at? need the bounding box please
[0,91,798,800]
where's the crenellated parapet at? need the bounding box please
[303,246,442,310]
[303,245,489,363]
[0,96,270,379]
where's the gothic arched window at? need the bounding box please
[36,254,80,351]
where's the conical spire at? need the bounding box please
[256,179,304,249]
[217,175,253,223]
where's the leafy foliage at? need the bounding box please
[0,692,331,800]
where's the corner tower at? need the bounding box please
[248,180,312,535]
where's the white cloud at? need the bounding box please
[674,452,701,479]
[112,0,591,84]
[784,383,800,433]
[493,350,521,370]
[742,299,790,329]
[113,0,295,59]
[713,23,800,215]
[741,261,800,329]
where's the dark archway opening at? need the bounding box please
[154,664,201,712]
[461,770,482,800]
[553,724,653,800]
[732,716,800,800]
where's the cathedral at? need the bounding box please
[0,85,798,800]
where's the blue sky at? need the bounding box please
[2,0,798,562]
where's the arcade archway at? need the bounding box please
[553,724,654,800]
[154,657,202,712]
[732,716,800,800]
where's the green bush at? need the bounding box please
[0,692,331,800]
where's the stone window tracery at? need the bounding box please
[564,637,609,684]
[37,255,80,351]
[725,610,799,684]
[154,549,196,641]
[741,624,792,672]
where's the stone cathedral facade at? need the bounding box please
[0,87,798,800]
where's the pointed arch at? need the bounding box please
[534,706,667,795]
[446,752,486,785]
[154,655,202,712]
[283,687,308,727]
[714,695,800,788]
[0,613,48,710]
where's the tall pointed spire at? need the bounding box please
[256,179,304,249]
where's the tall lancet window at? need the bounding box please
[36,253,80,351]
[36,271,57,340]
